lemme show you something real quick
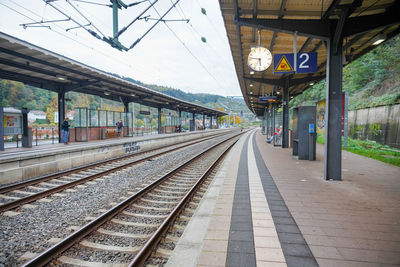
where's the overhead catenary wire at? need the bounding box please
[41,0,106,39]
[66,0,106,38]
[148,1,231,93]
[165,0,234,86]
[57,0,112,35]
[1,0,154,82]
[71,0,110,7]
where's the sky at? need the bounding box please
[0,0,242,97]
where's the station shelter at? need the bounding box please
[0,32,226,150]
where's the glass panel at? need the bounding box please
[73,108,80,127]
[107,111,114,127]
[99,110,107,126]
[125,112,133,136]
[81,108,87,127]
[89,110,98,127]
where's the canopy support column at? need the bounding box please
[158,107,162,134]
[58,88,65,143]
[324,37,343,181]
[191,112,195,131]
[282,79,290,148]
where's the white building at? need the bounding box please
[28,110,46,123]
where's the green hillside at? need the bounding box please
[290,34,400,109]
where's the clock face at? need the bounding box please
[247,46,272,72]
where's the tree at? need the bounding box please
[150,118,158,131]
[45,95,58,124]
[135,119,144,127]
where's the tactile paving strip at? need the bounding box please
[252,134,318,267]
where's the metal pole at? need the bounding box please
[58,89,65,143]
[282,79,290,148]
[0,106,4,151]
[178,110,182,132]
[324,37,343,181]
[112,0,119,38]
[86,108,88,142]
[158,107,162,134]
[21,108,29,147]
[272,105,275,145]
[192,112,195,131]
[294,31,297,72]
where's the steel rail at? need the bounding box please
[0,132,230,212]
[0,132,227,195]
[22,131,243,267]
[129,133,238,266]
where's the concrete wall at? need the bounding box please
[348,104,400,148]
[0,129,233,185]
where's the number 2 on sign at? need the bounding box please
[298,53,309,68]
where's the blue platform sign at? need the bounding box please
[273,52,317,74]
[258,96,278,102]
[296,52,318,73]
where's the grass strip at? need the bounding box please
[316,134,400,167]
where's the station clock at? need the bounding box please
[247,46,272,72]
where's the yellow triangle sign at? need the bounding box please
[274,55,294,72]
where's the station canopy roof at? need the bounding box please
[0,32,227,117]
[219,0,400,116]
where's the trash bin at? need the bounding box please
[292,106,316,160]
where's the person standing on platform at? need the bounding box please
[116,118,123,138]
[61,118,70,145]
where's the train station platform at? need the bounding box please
[0,129,229,185]
[167,129,400,267]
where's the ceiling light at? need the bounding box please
[131,93,135,96]
[277,92,280,95]
[104,91,111,96]
[290,96,294,99]
[166,102,169,104]
[310,82,315,86]
[250,91,253,94]
[250,83,253,87]
[372,33,386,45]
[250,71,254,75]
[56,74,67,81]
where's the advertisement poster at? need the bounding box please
[315,93,345,136]
[3,114,22,135]
[316,99,326,134]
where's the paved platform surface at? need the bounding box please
[168,129,400,266]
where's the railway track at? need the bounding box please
[0,131,230,212]
[21,131,242,266]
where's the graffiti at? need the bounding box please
[98,146,109,153]
[124,142,141,153]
